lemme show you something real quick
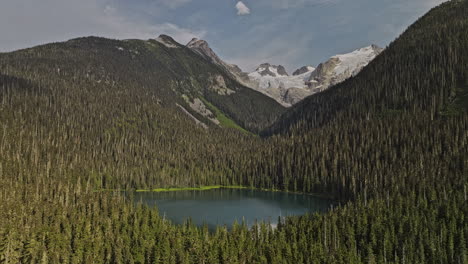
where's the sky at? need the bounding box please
[0,0,448,72]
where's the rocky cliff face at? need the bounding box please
[155,35,180,48]
[187,37,382,107]
[186,38,252,86]
[293,66,315,76]
[187,38,224,66]
[246,45,383,106]
[248,64,315,106]
[254,63,289,77]
[307,45,383,93]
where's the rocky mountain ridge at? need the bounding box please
[248,45,383,106]
[248,64,315,106]
[186,38,252,86]
[307,45,384,94]
[185,37,383,107]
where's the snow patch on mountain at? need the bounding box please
[185,36,382,107]
[246,45,383,106]
[293,66,315,76]
[249,64,313,91]
[307,45,383,93]
[332,45,381,76]
[247,64,315,106]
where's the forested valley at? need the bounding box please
[0,0,467,263]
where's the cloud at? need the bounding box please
[155,0,192,9]
[265,0,338,9]
[99,5,206,43]
[0,0,450,72]
[225,18,315,71]
[0,0,205,52]
[236,1,251,16]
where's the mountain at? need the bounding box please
[0,35,285,133]
[292,66,315,76]
[186,37,308,106]
[248,64,315,106]
[155,34,181,48]
[246,46,382,106]
[186,38,253,87]
[252,63,290,77]
[264,4,467,136]
[307,44,383,93]
[185,37,382,107]
[1,1,467,263]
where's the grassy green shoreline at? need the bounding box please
[95,186,337,200]
[135,185,248,193]
[115,185,336,200]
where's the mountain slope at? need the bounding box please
[264,1,468,136]
[0,35,285,133]
[186,38,253,87]
[246,45,381,106]
[185,37,382,107]
[248,64,315,106]
[0,1,467,263]
[307,45,383,93]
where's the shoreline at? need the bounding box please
[96,185,338,201]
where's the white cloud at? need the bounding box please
[236,1,251,16]
[226,25,314,72]
[0,0,205,52]
[98,5,206,43]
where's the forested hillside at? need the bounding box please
[0,35,284,133]
[0,0,467,263]
[264,0,468,135]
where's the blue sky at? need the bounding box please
[0,0,447,72]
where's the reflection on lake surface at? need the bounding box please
[133,188,333,229]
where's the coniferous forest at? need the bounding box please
[0,1,467,263]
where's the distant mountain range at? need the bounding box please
[186,38,383,106]
[0,33,383,133]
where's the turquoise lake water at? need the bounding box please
[133,188,333,229]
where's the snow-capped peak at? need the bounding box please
[253,63,289,77]
[248,64,315,106]
[246,44,382,107]
[331,45,383,76]
[292,66,316,76]
[306,44,383,94]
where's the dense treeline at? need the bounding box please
[1,180,466,263]
[0,35,284,134]
[0,0,467,263]
[264,0,468,135]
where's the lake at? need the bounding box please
[133,188,333,229]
